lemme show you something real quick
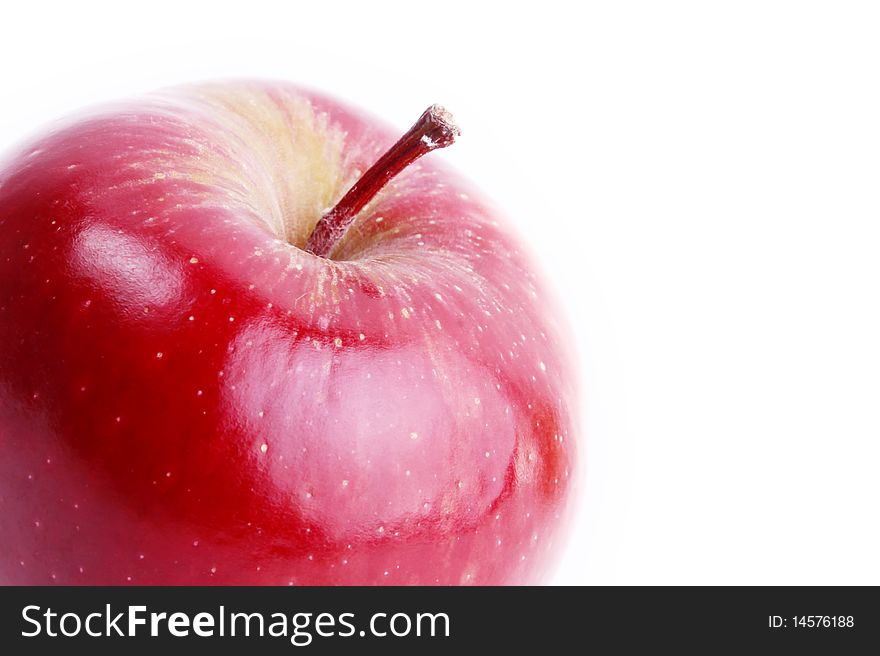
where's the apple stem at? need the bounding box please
[304,104,460,258]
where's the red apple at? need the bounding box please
[0,81,577,585]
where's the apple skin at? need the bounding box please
[0,81,577,585]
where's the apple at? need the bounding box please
[0,81,577,585]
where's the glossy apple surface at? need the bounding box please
[0,81,577,584]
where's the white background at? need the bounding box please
[3,1,879,585]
